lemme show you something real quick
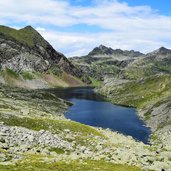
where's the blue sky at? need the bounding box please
[1,0,171,56]
[67,0,171,15]
[77,0,171,14]
[121,0,171,15]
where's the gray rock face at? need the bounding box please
[140,97,171,132]
[0,36,61,73]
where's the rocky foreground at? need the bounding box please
[0,84,171,171]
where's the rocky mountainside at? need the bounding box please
[0,25,90,88]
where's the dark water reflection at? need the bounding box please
[50,87,151,144]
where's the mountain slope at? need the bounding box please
[0,25,90,88]
[122,47,171,79]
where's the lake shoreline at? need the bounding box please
[51,87,151,144]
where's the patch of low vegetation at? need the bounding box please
[0,114,102,136]
[4,68,19,79]
[49,147,66,154]
[21,71,35,80]
[90,77,102,87]
[1,67,20,85]
[144,112,151,120]
[62,72,84,87]
[0,157,142,171]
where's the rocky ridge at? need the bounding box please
[88,45,143,57]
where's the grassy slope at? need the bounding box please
[1,68,84,88]
[0,25,47,47]
[0,114,103,145]
[0,160,141,171]
[98,74,171,152]
[99,74,171,109]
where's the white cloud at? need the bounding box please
[1,0,171,56]
[36,27,46,32]
[38,29,171,57]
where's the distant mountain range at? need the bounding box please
[70,45,171,81]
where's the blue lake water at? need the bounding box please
[53,87,151,144]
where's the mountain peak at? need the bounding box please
[18,25,48,47]
[98,44,108,49]
[158,46,170,52]
[150,47,171,55]
[88,45,143,57]
[21,25,35,31]
[88,45,115,56]
[19,25,38,34]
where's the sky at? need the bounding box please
[1,0,171,57]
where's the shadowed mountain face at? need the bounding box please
[0,25,90,87]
